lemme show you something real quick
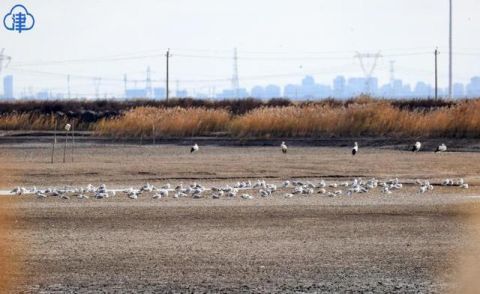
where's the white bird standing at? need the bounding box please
[191,143,199,153]
[281,141,288,154]
[352,142,358,156]
[435,143,447,153]
[412,141,422,152]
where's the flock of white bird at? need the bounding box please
[5,140,470,201]
[9,176,469,201]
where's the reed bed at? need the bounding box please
[94,99,480,138]
[2,99,480,138]
[0,113,72,131]
[230,100,480,138]
[94,107,230,138]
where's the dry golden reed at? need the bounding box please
[230,100,480,138]
[0,113,68,131]
[4,99,480,138]
[94,107,230,137]
[94,100,480,138]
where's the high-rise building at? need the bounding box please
[3,75,13,99]
[125,88,147,98]
[153,87,166,99]
[414,82,432,97]
[333,76,346,98]
[283,84,299,99]
[251,86,265,98]
[264,85,281,98]
[452,83,464,98]
[466,77,480,97]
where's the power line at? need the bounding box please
[9,50,434,67]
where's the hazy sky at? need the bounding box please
[1,0,479,97]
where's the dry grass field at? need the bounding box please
[1,141,480,188]
[0,158,22,293]
[1,140,480,292]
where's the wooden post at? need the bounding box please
[71,120,75,162]
[51,118,57,164]
[63,126,68,163]
[152,123,155,145]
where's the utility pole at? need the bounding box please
[146,66,152,98]
[434,48,439,100]
[123,74,128,98]
[448,0,453,99]
[232,48,240,97]
[67,74,71,99]
[166,49,171,102]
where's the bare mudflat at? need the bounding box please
[1,142,480,293]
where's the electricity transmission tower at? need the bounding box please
[146,66,152,98]
[231,48,240,97]
[0,48,12,94]
[0,48,11,71]
[93,77,101,99]
[389,60,396,97]
[354,51,382,95]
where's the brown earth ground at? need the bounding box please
[1,141,480,292]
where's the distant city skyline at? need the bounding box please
[1,0,479,97]
[3,73,480,100]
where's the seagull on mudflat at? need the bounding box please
[281,141,288,154]
[435,143,447,153]
[191,143,199,153]
[352,142,358,156]
[412,141,422,152]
